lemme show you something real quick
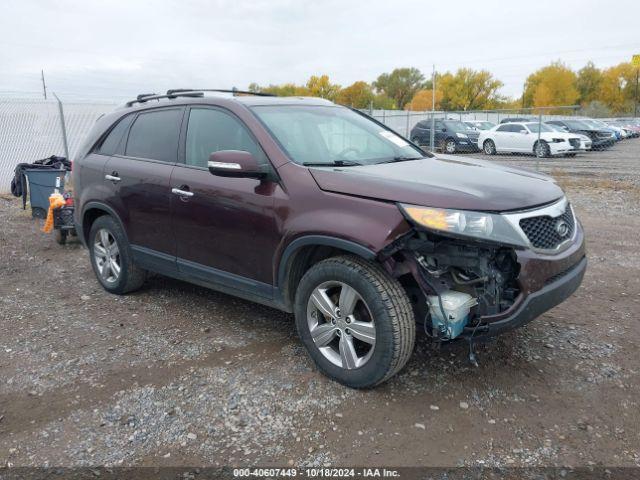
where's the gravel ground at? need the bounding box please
[1,139,639,469]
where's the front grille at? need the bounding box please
[569,138,580,148]
[519,203,575,250]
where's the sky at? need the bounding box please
[1,0,639,103]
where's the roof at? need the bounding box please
[120,91,336,110]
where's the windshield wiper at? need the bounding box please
[302,160,363,167]
[377,156,425,164]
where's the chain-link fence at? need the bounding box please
[0,98,116,193]
[364,105,639,162]
[1,96,638,193]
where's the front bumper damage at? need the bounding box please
[381,214,587,342]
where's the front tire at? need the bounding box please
[444,138,457,154]
[89,216,146,295]
[294,256,415,388]
[534,140,550,158]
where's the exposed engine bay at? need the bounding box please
[383,230,521,341]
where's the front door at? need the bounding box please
[103,107,184,272]
[170,106,282,298]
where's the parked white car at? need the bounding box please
[478,122,583,157]
[546,123,592,151]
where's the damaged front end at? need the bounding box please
[383,230,521,342]
[380,199,586,345]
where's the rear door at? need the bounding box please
[492,124,514,150]
[170,106,282,296]
[103,107,185,273]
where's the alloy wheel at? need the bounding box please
[306,281,376,370]
[445,140,456,153]
[93,228,121,284]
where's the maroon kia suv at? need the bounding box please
[73,90,586,388]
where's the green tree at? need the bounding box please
[523,62,579,108]
[437,68,503,110]
[576,62,603,104]
[336,81,374,108]
[373,68,426,109]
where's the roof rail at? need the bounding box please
[125,91,204,107]
[166,88,276,97]
[125,88,276,108]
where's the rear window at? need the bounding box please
[125,109,183,162]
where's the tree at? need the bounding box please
[406,89,443,111]
[336,81,374,108]
[371,94,395,110]
[306,75,341,101]
[436,69,503,110]
[523,62,579,108]
[576,62,602,105]
[373,68,426,110]
[581,100,611,118]
[599,62,636,114]
[250,83,309,97]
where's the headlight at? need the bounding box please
[456,132,468,138]
[399,204,528,247]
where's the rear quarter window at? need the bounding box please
[94,115,134,156]
[125,108,183,162]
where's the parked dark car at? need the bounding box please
[410,119,480,153]
[545,119,615,150]
[73,90,586,388]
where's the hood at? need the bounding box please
[308,155,564,212]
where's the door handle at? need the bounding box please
[105,173,121,182]
[171,187,194,198]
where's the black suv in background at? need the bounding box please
[410,119,480,153]
[546,119,615,150]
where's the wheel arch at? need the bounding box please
[80,202,128,246]
[276,235,376,311]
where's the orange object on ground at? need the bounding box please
[42,192,66,233]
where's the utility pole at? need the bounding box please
[635,68,639,118]
[430,64,435,151]
[41,70,47,100]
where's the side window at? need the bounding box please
[185,108,268,168]
[434,121,443,130]
[496,124,511,132]
[95,115,133,156]
[125,109,183,162]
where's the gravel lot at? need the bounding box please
[1,139,639,470]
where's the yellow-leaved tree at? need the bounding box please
[524,62,579,108]
[599,62,636,114]
[436,69,503,111]
[336,81,374,108]
[406,89,443,111]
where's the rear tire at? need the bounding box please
[483,139,496,155]
[294,255,415,388]
[88,216,146,295]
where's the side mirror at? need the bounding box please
[441,127,447,132]
[208,150,265,179]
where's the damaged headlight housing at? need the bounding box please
[399,204,528,247]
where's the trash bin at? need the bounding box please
[23,169,66,219]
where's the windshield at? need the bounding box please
[525,123,553,133]
[251,105,428,166]
[443,120,474,132]
[564,119,590,129]
[546,123,566,132]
